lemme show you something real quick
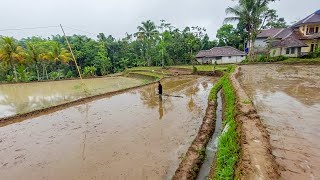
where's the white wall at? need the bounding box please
[197,56,246,64]
[270,47,300,57]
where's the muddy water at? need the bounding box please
[197,91,223,180]
[0,77,147,118]
[0,76,216,180]
[239,64,320,179]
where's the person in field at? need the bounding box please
[158,81,163,95]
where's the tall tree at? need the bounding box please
[216,24,241,48]
[135,20,159,66]
[25,43,44,80]
[225,0,275,61]
[0,37,25,82]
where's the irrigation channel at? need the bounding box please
[197,91,223,180]
[239,64,320,179]
[0,75,221,180]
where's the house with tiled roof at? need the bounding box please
[255,9,320,57]
[196,46,246,64]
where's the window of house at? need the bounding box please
[309,27,315,34]
[290,48,295,54]
[228,56,232,59]
[311,44,315,52]
[216,56,222,60]
[316,27,319,33]
[286,48,290,54]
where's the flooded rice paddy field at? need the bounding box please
[0,76,216,180]
[0,77,147,118]
[239,64,320,179]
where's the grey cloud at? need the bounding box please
[0,0,319,40]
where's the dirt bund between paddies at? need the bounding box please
[231,67,279,179]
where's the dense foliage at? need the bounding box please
[0,20,217,82]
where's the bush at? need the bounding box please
[65,70,75,78]
[257,54,267,62]
[16,65,33,82]
[5,75,14,82]
[49,71,64,80]
[268,55,288,62]
[83,66,97,77]
[192,66,198,73]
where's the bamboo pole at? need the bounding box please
[60,24,88,95]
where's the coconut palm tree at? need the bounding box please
[0,37,25,82]
[25,43,44,81]
[42,42,72,79]
[135,20,159,66]
[224,0,271,61]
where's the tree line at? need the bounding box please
[0,0,288,82]
[0,20,218,82]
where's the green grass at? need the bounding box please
[173,65,229,72]
[242,99,251,104]
[208,65,239,180]
[129,66,162,71]
[128,71,163,80]
[283,57,320,64]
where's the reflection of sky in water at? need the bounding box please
[0,77,145,118]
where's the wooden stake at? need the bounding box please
[60,24,88,95]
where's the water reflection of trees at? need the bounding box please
[0,87,79,117]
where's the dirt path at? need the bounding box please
[0,76,147,118]
[239,64,320,179]
[0,76,216,180]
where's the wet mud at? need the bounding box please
[172,86,219,180]
[239,64,320,179]
[197,91,223,180]
[0,76,146,118]
[0,76,216,180]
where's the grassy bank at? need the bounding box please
[174,65,229,72]
[209,66,240,180]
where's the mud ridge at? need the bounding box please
[193,70,224,77]
[0,74,123,85]
[173,95,218,179]
[0,80,159,127]
[231,67,280,180]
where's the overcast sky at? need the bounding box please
[0,0,319,40]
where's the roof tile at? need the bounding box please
[196,46,245,58]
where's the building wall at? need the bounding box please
[196,56,245,64]
[299,24,320,36]
[255,38,268,51]
[301,39,320,53]
[270,47,300,57]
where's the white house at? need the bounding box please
[196,46,246,64]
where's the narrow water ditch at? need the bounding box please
[196,90,223,180]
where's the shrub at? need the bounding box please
[257,54,267,62]
[65,70,75,78]
[49,71,64,80]
[83,66,97,77]
[268,55,288,62]
[192,66,198,73]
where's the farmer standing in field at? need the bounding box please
[158,81,163,95]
